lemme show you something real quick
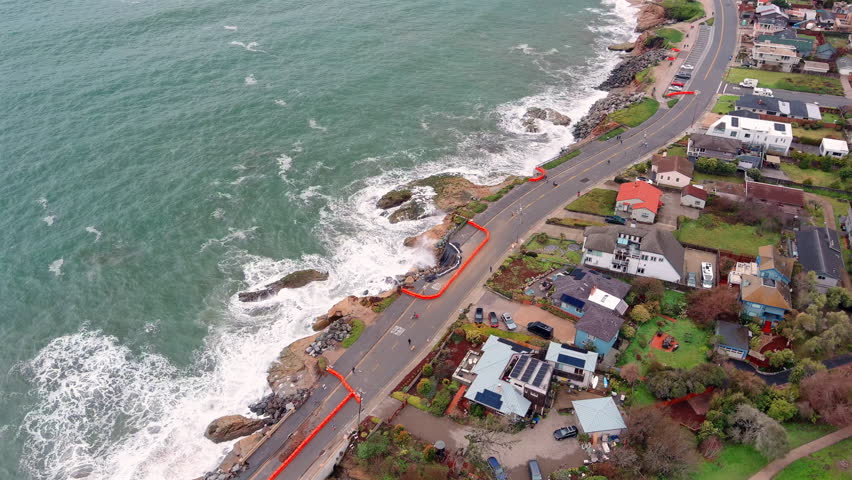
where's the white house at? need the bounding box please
[651,155,693,188]
[707,115,792,155]
[820,138,849,159]
[615,181,663,224]
[582,225,685,283]
[545,342,598,388]
[680,184,708,209]
[752,41,800,72]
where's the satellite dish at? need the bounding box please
[591,375,599,389]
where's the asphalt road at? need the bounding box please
[721,82,850,108]
[236,1,739,479]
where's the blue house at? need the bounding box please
[714,321,751,360]
[757,245,793,285]
[574,309,624,356]
[739,274,792,332]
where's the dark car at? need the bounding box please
[675,72,691,80]
[527,321,553,340]
[528,459,543,480]
[489,311,499,328]
[553,426,579,441]
[487,457,508,480]
[474,307,484,325]
[604,215,626,225]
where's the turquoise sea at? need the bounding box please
[0,0,637,478]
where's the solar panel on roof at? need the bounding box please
[520,359,538,383]
[474,390,503,410]
[560,294,586,310]
[557,353,587,369]
[509,355,529,378]
[532,366,549,387]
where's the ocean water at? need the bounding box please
[0,0,637,478]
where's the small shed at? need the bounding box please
[681,184,708,209]
[764,155,781,168]
[802,60,830,73]
[820,138,849,159]
[573,396,627,443]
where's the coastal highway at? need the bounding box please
[235,0,738,478]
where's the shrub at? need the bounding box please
[620,324,637,339]
[417,378,432,396]
[766,398,798,422]
[470,403,485,418]
[448,381,461,393]
[423,445,437,462]
[317,356,328,371]
[430,389,452,416]
[422,363,434,377]
[630,305,652,324]
[357,435,390,460]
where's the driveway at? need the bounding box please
[684,248,716,288]
[476,290,576,344]
[657,191,699,230]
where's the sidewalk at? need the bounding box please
[748,425,852,480]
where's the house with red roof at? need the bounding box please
[680,184,708,209]
[616,181,663,223]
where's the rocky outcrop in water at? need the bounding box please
[597,49,668,91]
[204,415,273,443]
[238,269,329,302]
[522,107,571,132]
[388,200,428,223]
[376,189,413,209]
[571,93,646,140]
[608,42,635,52]
[636,3,666,32]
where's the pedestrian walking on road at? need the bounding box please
[552,181,558,187]
[407,338,412,346]
[576,191,580,198]
[489,266,492,272]
[351,366,356,375]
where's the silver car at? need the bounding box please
[501,313,517,331]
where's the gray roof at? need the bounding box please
[464,335,532,417]
[689,133,743,154]
[730,109,761,119]
[552,267,631,304]
[583,225,685,275]
[796,227,844,280]
[546,342,598,372]
[575,304,625,343]
[758,13,789,27]
[715,321,750,351]
[735,94,820,120]
[573,397,626,433]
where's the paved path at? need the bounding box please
[234,0,740,478]
[748,425,852,480]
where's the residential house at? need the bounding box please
[735,94,822,121]
[803,60,831,73]
[582,225,685,283]
[545,342,598,387]
[817,9,837,29]
[615,181,663,224]
[786,9,818,25]
[687,133,744,161]
[707,115,793,155]
[752,41,801,72]
[757,30,815,55]
[680,184,708,209]
[814,43,837,61]
[462,335,551,417]
[796,226,845,292]
[740,274,792,331]
[819,138,849,159]
[574,309,625,356]
[745,180,805,207]
[573,397,627,444]
[842,204,852,246]
[755,12,790,36]
[755,3,785,16]
[757,245,794,284]
[651,155,693,188]
[714,320,752,360]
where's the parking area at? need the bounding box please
[684,248,717,288]
[475,290,576,344]
[656,190,700,230]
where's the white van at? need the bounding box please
[739,78,758,88]
[753,87,774,97]
[701,262,714,289]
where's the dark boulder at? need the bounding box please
[376,189,413,209]
[238,269,329,302]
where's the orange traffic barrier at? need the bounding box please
[665,91,695,97]
[401,218,490,300]
[671,48,681,52]
[529,166,546,181]
[666,57,677,61]
[267,368,361,480]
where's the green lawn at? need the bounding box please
[780,163,848,189]
[676,215,780,255]
[695,423,839,480]
[667,145,687,157]
[662,290,685,310]
[524,234,582,265]
[609,98,660,127]
[711,95,739,114]
[667,97,680,108]
[599,127,626,141]
[793,126,845,143]
[726,68,844,96]
[565,188,617,216]
[655,27,684,44]
[631,383,656,407]
[705,17,715,26]
[546,217,605,228]
[821,112,841,124]
[620,316,710,374]
[693,172,745,184]
[661,0,705,21]
[776,438,852,480]
[542,149,581,170]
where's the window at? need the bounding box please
[641,254,648,260]
[637,267,645,274]
[730,132,737,137]
[817,275,826,280]
[744,133,751,138]
[573,368,584,375]
[695,200,701,206]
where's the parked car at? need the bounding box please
[604,215,626,225]
[668,85,684,92]
[687,272,697,288]
[527,321,554,339]
[489,311,499,328]
[739,78,758,88]
[701,262,714,289]
[487,457,508,480]
[636,176,654,184]
[501,313,517,331]
[681,64,695,70]
[754,87,774,97]
[528,460,543,480]
[474,307,484,325]
[675,72,691,80]
[671,81,685,87]
[553,426,579,440]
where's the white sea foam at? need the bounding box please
[244,74,257,86]
[291,140,303,153]
[42,215,56,226]
[212,208,226,220]
[48,259,64,277]
[230,41,264,53]
[308,119,327,132]
[86,226,103,242]
[274,99,287,107]
[200,226,259,252]
[230,174,264,186]
[223,25,238,31]
[276,153,293,180]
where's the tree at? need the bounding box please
[728,404,790,459]
[767,398,798,422]
[613,407,699,479]
[630,304,652,324]
[620,324,636,339]
[747,168,764,182]
[800,367,852,427]
[723,363,768,400]
[686,286,740,326]
[825,286,852,310]
[417,378,432,396]
[699,435,724,459]
[632,278,665,303]
[765,349,796,369]
[788,358,826,384]
[621,363,641,388]
[772,0,791,8]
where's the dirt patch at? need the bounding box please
[490,256,550,294]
